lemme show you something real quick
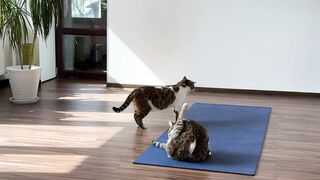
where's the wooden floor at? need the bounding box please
[0,79,319,180]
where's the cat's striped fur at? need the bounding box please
[152,103,211,161]
[112,76,195,129]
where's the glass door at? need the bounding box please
[56,0,107,79]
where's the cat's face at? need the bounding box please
[177,76,195,91]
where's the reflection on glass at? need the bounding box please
[63,35,106,72]
[63,0,107,29]
[71,0,101,18]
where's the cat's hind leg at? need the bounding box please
[133,102,151,129]
[152,140,167,149]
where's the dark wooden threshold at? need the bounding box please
[107,83,144,88]
[107,82,320,97]
[41,77,56,83]
[0,77,56,89]
[0,77,9,88]
[195,87,320,97]
[58,71,106,80]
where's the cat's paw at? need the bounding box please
[135,119,146,129]
[138,124,146,129]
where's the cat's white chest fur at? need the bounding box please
[173,87,189,112]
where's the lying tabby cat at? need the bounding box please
[153,103,211,161]
[112,76,195,129]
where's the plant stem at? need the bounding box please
[18,45,24,69]
[28,29,37,70]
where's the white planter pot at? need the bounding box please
[6,65,41,104]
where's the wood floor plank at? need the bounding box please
[0,78,319,180]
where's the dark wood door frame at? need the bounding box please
[55,2,107,80]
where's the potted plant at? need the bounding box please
[0,0,61,104]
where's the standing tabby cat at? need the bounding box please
[153,103,211,161]
[112,76,195,129]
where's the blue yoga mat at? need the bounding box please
[133,103,271,176]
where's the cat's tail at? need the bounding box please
[112,90,136,113]
[152,140,167,150]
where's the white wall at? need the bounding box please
[39,23,56,82]
[0,38,12,77]
[0,40,5,76]
[108,0,320,93]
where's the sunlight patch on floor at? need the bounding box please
[0,125,123,148]
[56,111,133,122]
[0,154,88,173]
[0,137,9,143]
[58,93,129,101]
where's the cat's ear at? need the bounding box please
[169,121,174,127]
[183,76,187,80]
